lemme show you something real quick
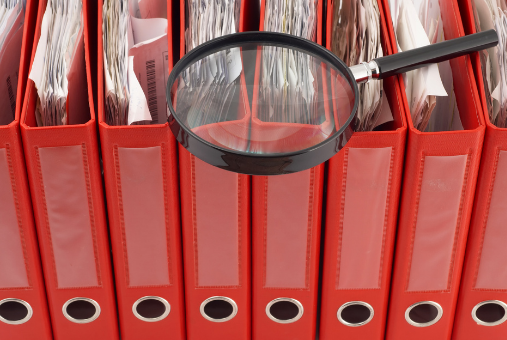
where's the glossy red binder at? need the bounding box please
[0,1,52,339]
[250,1,325,339]
[96,0,186,339]
[318,1,407,339]
[383,0,485,339]
[173,0,254,339]
[451,0,507,338]
[19,0,119,339]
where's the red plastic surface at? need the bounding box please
[0,1,52,338]
[38,145,100,288]
[473,150,507,290]
[319,1,407,339]
[407,155,468,292]
[20,1,119,339]
[117,146,171,287]
[452,0,507,338]
[337,147,393,290]
[0,148,29,289]
[96,0,186,339]
[194,157,241,287]
[383,0,485,339]
[264,171,312,289]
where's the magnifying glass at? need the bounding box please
[166,30,498,176]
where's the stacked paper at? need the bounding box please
[29,0,88,127]
[331,0,393,131]
[389,0,462,132]
[0,0,25,125]
[103,0,169,126]
[258,0,320,125]
[175,0,243,129]
[473,0,507,127]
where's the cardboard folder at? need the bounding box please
[383,0,486,339]
[250,1,325,339]
[172,0,256,339]
[97,0,186,338]
[0,1,52,338]
[318,1,407,339]
[20,0,119,339]
[452,0,507,338]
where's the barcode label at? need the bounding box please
[7,76,15,116]
[146,59,158,123]
[163,52,169,86]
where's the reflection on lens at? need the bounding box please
[170,43,355,156]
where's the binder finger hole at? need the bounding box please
[133,296,171,322]
[0,299,33,325]
[266,298,304,324]
[472,300,507,326]
[62,298,101,324]
[337,301,374,326]
[405,301,443,327]
[200,297,238,322]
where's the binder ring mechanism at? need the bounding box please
[166,30,498,175]
[405,301,443,327]
[200,296,238,322]
[0,298,33,325]
[132,296,171,322]
[266,298,304,324]
[62,297,101,324]
[472,300,507,326]
[337,301,374,327]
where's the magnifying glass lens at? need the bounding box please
[169,42,356,155]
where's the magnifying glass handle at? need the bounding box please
[350,29,498,83]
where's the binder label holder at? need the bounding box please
[0,0,53,338]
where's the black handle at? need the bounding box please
[374,29,498,79]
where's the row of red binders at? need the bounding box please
[0,0,506,339]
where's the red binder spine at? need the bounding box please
[383,0,485,338]
[250,2,326,339]
[96,1,186,339]
[179,150,250,340]
[19,1,119,339]
[252,167,324,340]
[318,1,407,339]
[452,0,507,338]
[0,3,52,337]
[176,1,253,339]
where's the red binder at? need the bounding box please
[0,1,52,339]
[96,1,186,339]
[383,0,485,339]
[318,1,407,339]
[173,0,255,339]
[250,1,325,339]
[451,0,507,338]
[19,1,119,339]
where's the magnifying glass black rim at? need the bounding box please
[166,31,359,175]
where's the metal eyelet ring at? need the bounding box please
[266,298,304,324]
[472,300,507,326]
[62,297,101,324]
[337,301,374,327]
[200,296,238,322]
[0,298,33,325]
[405,301,443,327]
[132,296,171,322]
